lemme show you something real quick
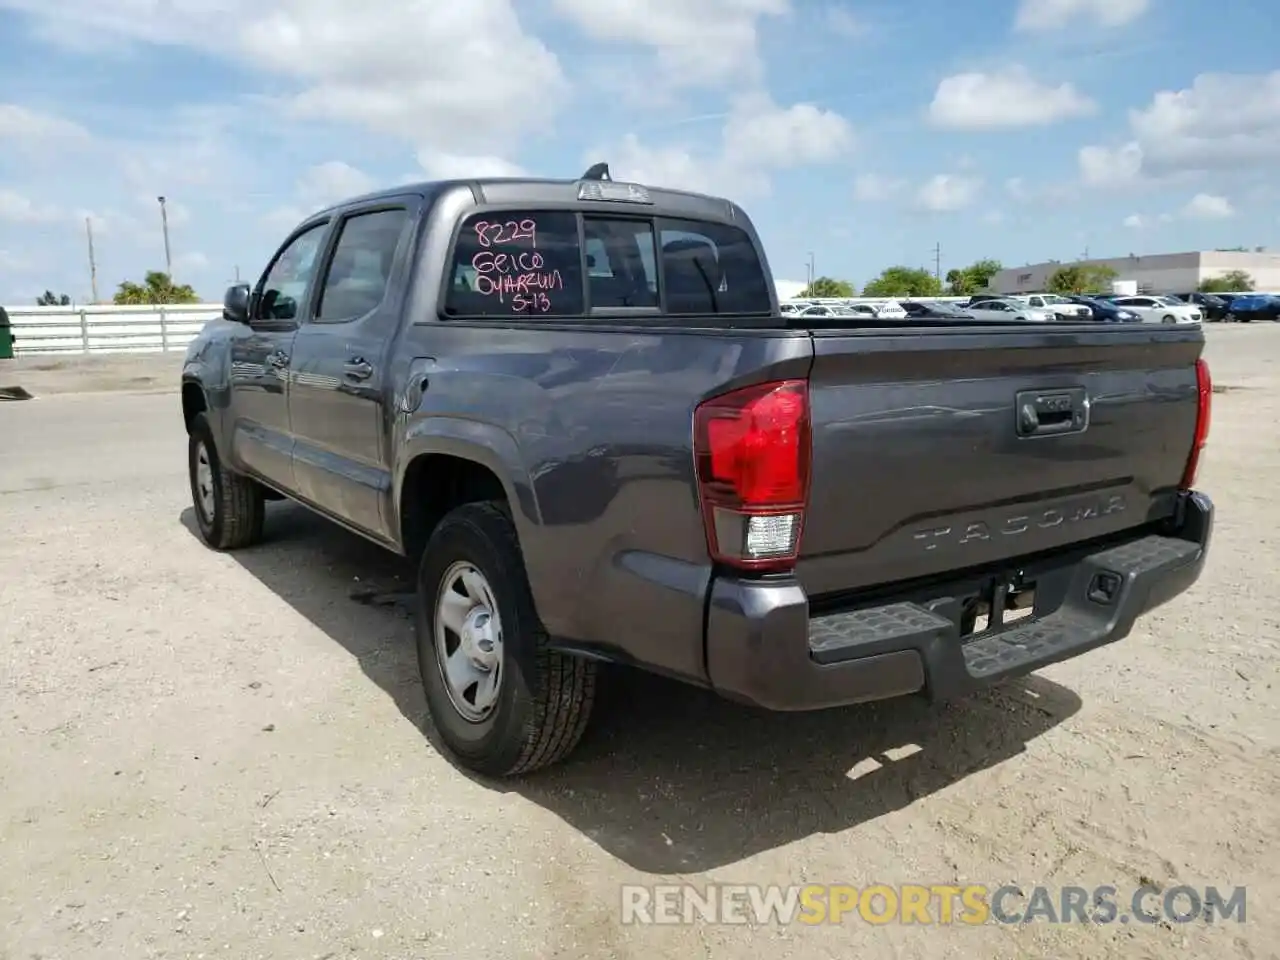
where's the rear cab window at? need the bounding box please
[442,207,772,320]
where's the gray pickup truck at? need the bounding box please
[181,165,1214,777]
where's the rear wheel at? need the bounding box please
[188,413,265,550]
[416,501,597,777]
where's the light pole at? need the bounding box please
[157,196,172,278]
[807,251,815,289]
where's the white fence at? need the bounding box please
[3,304,222,356]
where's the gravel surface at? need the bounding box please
[1,326,1277,959]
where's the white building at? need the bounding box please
[775,278,809,300]
[988,250,1280,296]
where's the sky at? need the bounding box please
[0,0,1277,304]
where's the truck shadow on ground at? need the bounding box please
[181,502,1082,874]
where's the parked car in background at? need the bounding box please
[1111,295,1202,323]
[902,300,971,319]
[913,303,975,319]
[1171,293,1229,322]
[1066,296,1143,322]
[963,298,1055,322]
[1222,294,1280,322]
[834,304,878,318]
[874,299,908,319]
[1021,293,1092,320]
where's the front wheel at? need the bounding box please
[188,413,265,550]
[1162,314,1177,323]
[416,501,597,777]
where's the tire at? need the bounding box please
[415,500,597,777]
[1162,314,1177,323]
[188,412,265,550]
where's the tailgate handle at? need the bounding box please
[1016,388,1088,437]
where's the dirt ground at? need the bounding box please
[1,326,1277,959]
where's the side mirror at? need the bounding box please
[223,283,251,323]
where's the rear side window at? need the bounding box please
[445,212,584,317]
[658,218,771,315]
[315,208,408,322]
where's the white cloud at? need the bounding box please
[721,94,854,167]
[589,95,853,199]
[1131,72,1280,172]
[1079,71,1280,187]
[0,1,567,152]
[0,189,62,223]
[258,161,377,231]
[296,161,376,208]
[417,151,528,180]
[853,174,907,202]
[550,0,788,87]
[598,134,783,200]
[1005,177,1031,202]
[1015,0,1148,31]
[915,175,982,212]
[1078,142,1144,187]
[1182,193,1234,219]
[1123,214,1145,228]
[0,103,91,144]
[929,67,1096,129]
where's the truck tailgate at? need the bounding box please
[799,325,1205,597]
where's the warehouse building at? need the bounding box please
[988,250,1280,295]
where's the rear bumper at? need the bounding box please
[704,491,1213,711]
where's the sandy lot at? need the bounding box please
[1,327,1277,959]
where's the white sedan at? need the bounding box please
[1022,293,1092,319]
[964,298,1055,322]
[1110,296,1202,323]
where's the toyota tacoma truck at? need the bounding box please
[181,165,1214,777]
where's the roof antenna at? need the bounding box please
[581,162,611,181]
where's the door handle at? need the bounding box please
[267,351,289,369]
[343,358,374,381]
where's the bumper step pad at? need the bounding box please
[807,533,1203,689]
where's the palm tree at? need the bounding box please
[113,270,200,305]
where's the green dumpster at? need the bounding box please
[0,306,13,360]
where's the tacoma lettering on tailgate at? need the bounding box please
[912,494,1126,552]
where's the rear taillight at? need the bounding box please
[693,379,811,572]
[1180,358,1212,489]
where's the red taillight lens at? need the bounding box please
[694,379,811,572]
[1180,358,1211,489]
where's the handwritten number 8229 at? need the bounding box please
[473,219,538,248]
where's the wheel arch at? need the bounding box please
[394,421,542,562]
